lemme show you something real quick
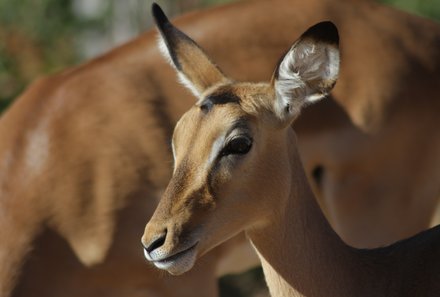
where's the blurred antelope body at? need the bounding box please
[1,0,440,296]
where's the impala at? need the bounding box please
[143,5,440,296]
[2,0,440,295]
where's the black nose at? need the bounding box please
[144,230,167,253]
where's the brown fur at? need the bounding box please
[1,0,440,295]
[142,16,440,296]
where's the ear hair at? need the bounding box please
[272,21,340,124]
[157,34,200,97]
[152,3,227,97]
[157,34,173,66]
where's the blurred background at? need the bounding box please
[0,0,439,113]
[0,0,438,296]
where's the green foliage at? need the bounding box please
[0,0,110,111]
[219,267,268,297]
[382,0,440,21]
[0,0,73,104]
[200,0,235,6]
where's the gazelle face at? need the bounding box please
[142,4,339,275]
[143,83,288,274]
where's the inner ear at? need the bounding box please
[272,21,340,122]
[282,38,339,100]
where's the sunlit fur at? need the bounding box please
[143,11,440,297]
[2,1,440,296]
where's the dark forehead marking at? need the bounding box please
[199,88,241,113]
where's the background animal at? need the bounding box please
[0,0,439,296]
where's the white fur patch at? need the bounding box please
[157,34,200,97]
[325,46,340,81]
[70,236,109,267]
[274,64,305,117]
[171,140,176,161]
[206,134,226,170]
[157,35,173,66]
[0,119,50,225]
[306,93,326,103]
[274,41,339,118]
[24,121,50,176]
[177,72,200,97]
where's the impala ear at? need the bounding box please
[152,3,228,97]
[272,21,340,125]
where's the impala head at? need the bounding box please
[142,3,339,275]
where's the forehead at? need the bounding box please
[198,87,240,113]
[172,83,267,149]
[174,99,247,146]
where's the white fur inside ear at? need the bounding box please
[274,41,339,118]
[157,35,173,66]
[323,46,340,82]
[177,72,200,97]
[157,34,200,97]
[274,68,305,117]
[306,93,326,102]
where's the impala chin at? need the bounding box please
[144,241,199,275]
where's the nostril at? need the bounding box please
[144,230,167,253]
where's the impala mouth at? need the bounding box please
[145,242,199,275]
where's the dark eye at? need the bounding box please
[222,136,253,156]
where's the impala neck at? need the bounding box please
[247,130,375,297]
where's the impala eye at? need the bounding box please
[222,136,253,156]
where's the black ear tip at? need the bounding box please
[302,21,339,45]
[151,3,169,27]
